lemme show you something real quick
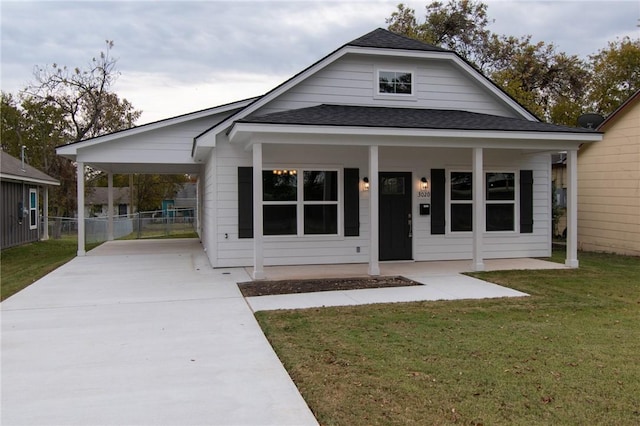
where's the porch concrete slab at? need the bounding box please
[247,257,568,281]
[1,239,317,426]
[246,274,528,312]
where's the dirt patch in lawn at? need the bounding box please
[238,276,422,297]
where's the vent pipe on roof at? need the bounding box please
[21,145,26,172]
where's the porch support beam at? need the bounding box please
[77,162,86,256]
[368,145,380,276]
[565,149,579,268]
[107,172,114,241]
[252,143,265,279]
[42,186,50,241]
[472,147,485,271]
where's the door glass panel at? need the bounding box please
[381,177,405,195]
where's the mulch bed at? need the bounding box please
[237,276,421,297]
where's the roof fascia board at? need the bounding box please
[597,89,640,131]
[56,98,256,157]
[234,131,589,151]
[229,122,603,144]
[0,173,60,186]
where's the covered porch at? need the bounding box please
[228,125,589,279]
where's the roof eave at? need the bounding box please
[229,122,603,149]
[0,173,60,186]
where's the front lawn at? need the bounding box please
[1,239,99,301]
[256,250,640,425]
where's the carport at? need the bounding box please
[56,99,255,256]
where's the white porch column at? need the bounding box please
[77,162,86,256]
[252,143,265,280]
[565,148,579,268]
[107,172,114,241]
[368,145,380,276]
[472,147,485,271]
[42,186,49,240]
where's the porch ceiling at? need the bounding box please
[84,162,202,175]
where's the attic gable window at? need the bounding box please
[378,69,413,95]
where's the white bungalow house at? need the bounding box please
[57,29,601,278]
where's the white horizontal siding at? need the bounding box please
[255,54,516,118]
[80,113,234,164]
[210,140,552,267]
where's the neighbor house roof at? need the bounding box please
[597,89,640,132]
[85,187,130,205]
[0,151,60,186]
[238,104,597,134]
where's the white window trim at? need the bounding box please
[447,170,473,234]
[262,167,343,238]
[29,188,38,230]
[374,67,417,100]
[485,170,519,234]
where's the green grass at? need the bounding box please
[1,239,100,301]
[256,250,640,425]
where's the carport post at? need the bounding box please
[77,162,86,256]
[107,172,114,241]
[472,147,485,271]
[565,149,579,268]
[252,143,265,280]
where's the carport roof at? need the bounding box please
[237,104,599,134]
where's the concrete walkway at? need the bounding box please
[2,239,565,425]
[1,239,317,426]
[245,257,564,312]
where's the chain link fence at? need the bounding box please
[46,208,197,243]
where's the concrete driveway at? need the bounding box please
[1,239,317,426]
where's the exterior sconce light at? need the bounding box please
[420,177,429,190]
[363,177,369,191]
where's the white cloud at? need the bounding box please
[116,70,286,123]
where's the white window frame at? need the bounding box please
[263,167,342,238]
[374,67,417,100]
[485,171,518,233]
[29,188,38,230]
[447,170,473,234]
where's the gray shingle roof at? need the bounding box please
[0,151,59,185]
[238,104,597,134]
[347,28,447,52]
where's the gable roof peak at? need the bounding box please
[346,28,447,53]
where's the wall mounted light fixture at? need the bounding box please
[420,177,429,190]
[363,177,369,191]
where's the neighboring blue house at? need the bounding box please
[58,29,601,277]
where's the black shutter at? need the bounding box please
[431,169,446,235]
[238,167,253,238]
[344,168,360,237]
[520,170,534,233]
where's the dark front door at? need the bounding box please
[379,172,412,261]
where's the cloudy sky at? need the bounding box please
[2,0,639,124]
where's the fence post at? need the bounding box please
[137,212,142,239]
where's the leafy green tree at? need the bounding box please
[385,1,639,126]
[2,41,143,218]
[487,35,589,124]
[587,37,640,116]
[387,0,493,71]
